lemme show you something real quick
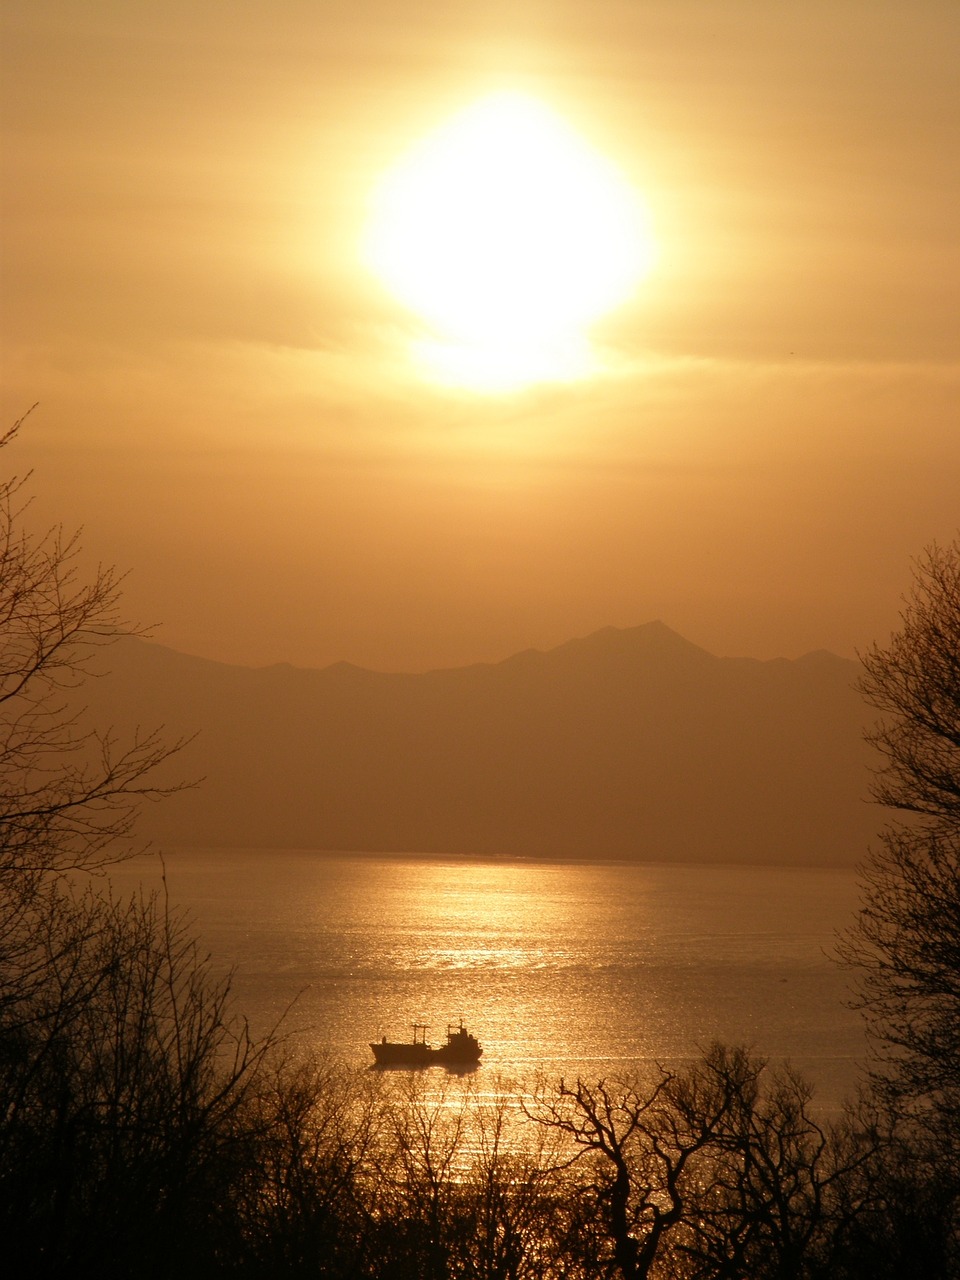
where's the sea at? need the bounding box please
[104,849,869,1115]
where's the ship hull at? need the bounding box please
[370,1025,483,1068]
[370,1041,435,1066]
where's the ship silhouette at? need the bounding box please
[370,1020,482,1067]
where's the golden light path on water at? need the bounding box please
[104,849,866,1123]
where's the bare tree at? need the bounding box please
[524,1050,758,1280]
[0,414,262,1276]
[0,411,187,888]
[843,538,960,1142]
[442,1080,575,1280]
[667,1051,885,1280]
[231,1054,385,1278]
[1,407,193,1087]
[0,882,274,1278]
[858,539,960,825]
[526,1046,886,1280]
[371,1072,474,1280]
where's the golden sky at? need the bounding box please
[2,0,958,671]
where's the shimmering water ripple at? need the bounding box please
[106,849,868,1112]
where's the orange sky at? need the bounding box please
[2,1,958,672]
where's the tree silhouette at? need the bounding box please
[844,538,960,1146]
[0,412,187,886]
[0,414,266,1276]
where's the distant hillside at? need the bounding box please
[82,623,881,865]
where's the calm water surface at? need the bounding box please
[106,850,868,1111]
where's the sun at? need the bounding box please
[363,92,655,391]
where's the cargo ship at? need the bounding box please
[370,1020,482,1067]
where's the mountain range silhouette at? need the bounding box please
[86,622,880,865]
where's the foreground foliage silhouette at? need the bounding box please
[844,538,960,1149]
[1,418,957,1277]
[0,414,267,1275]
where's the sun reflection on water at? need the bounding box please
[103,850,866,1116]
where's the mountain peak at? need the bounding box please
[86,621,872,865]
[550,621,716,663]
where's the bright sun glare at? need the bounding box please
[363,92,655,392]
